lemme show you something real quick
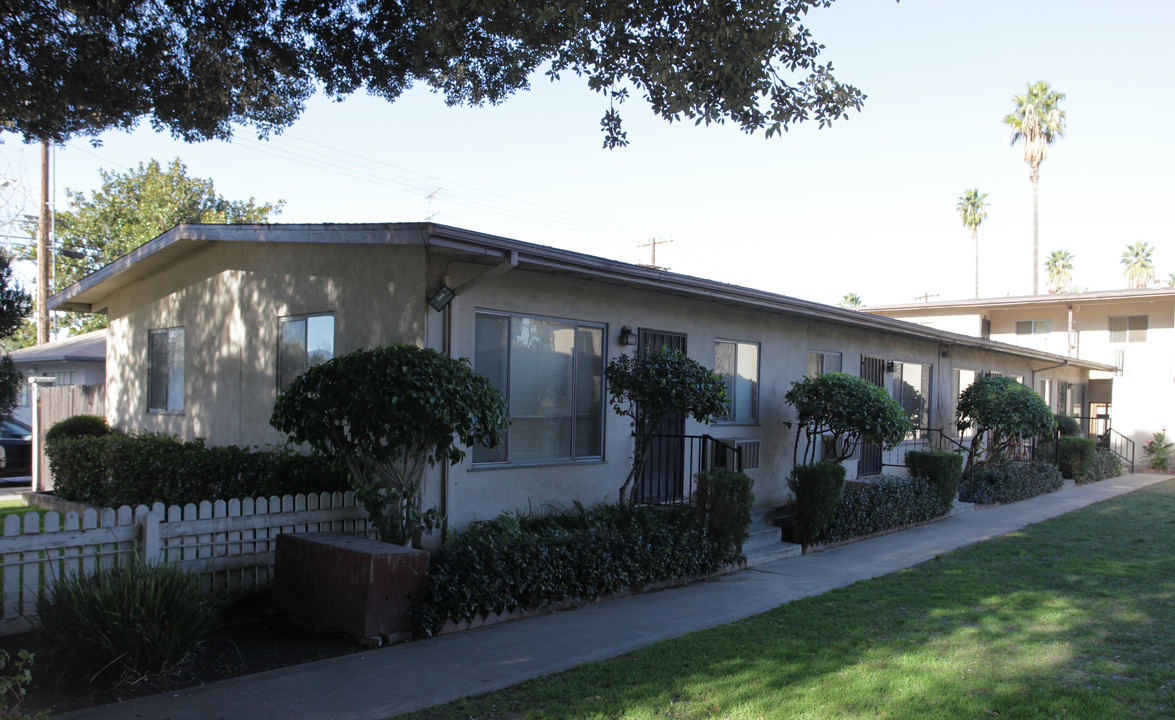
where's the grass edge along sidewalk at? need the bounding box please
[402,479,1175,720]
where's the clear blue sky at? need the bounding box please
[1,0,1171,307]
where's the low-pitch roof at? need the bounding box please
[9,328,107,364]
[48,222,1115,373]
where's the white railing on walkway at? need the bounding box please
[0,492,373,637]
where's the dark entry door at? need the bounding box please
[859,355,885,476]
[637,329,687,502]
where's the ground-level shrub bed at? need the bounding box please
[413,503,734,637]
[36,555,222,685]
[403,480,1175,720]
[959,460,1063,505]
[1082,450,1123,484]
[47,433,347,507]
[1038,437,1097,480]
[817,475,947,545]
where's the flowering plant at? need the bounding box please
[1143,432,1173,470]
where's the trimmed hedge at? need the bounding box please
[787,462,846,546]
[905,450,963,509]
[414,503,736,636]
[692,469,754,555]
[1038,437,1097,479]
[44,414,111,444]
[958,461,1063,505]
[1054,414,1080,437]
[1082,450,1123,484]
[817,476,947,545]
[47,432,347,507]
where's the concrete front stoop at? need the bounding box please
[742,506,802,567]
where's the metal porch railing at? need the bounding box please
[633,434,742,506]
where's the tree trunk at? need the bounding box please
[1031,170,1040,295]
[972,228,979,298]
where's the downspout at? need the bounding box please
[440,298,452,544]
[1030,359,1070,390]
[1067,303,1077,357]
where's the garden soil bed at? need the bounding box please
[0,592,368,717]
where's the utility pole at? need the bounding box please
[638,237,673,270]
[36,140,50,345]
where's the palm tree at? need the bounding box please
[1004,81,1066,295]
[1045,250,1074,293]
[1121,242,1156,288]
[956,189,989,298]
[839,292,863,309]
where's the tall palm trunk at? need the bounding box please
[972,228,979,298]
[1031,167,1040,295]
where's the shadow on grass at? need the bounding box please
[407,481,1175,720]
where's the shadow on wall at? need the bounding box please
[113,243,427,448]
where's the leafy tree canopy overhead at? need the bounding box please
[2,0,868,148]
[19,158,282,335]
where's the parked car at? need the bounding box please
[0,418,32,477]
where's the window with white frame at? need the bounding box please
[1109,315,1147,343]
[892,361,930,440]
[715,340,759,424]
[807,350,842,376]
[278,313,335,389]
[473,312,604,464]
[148,327,185,413]
[1038,378,1053,407]
[1016,319,1050,335]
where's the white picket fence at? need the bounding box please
[0,492,374,636]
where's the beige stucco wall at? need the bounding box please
[983,299,1175,451]
[94,240,1097,542]
[104,241,428,447]
[437,262,1092,530]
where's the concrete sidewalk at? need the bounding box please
[57,472,1171,720]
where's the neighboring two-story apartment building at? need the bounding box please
[868,288,1175,456]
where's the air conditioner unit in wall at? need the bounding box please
[707,438,761,471]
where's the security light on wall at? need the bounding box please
[619,325,638,346]
[428,286,455,312]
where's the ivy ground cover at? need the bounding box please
[399,480,1175,720]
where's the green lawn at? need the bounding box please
[402,480,1175,720]
[0,496,46,521]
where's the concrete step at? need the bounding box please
[749,506,776,525]
[740,516,802,567]
[950,500,976,516]
[743,541,802,567]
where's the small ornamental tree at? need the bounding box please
[271,345,508,547]
[955,375,1056,475]
[605,348,728,504]
[784,372,912,466]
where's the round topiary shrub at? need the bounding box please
[1054,413,1080,437]
[44,414,110,446]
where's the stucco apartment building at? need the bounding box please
[47,223,1113,537]
[868,288,1175,459]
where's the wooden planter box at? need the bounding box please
[273,532,429,640]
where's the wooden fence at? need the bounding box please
[0,491,373,637]
[36,382,106,491]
